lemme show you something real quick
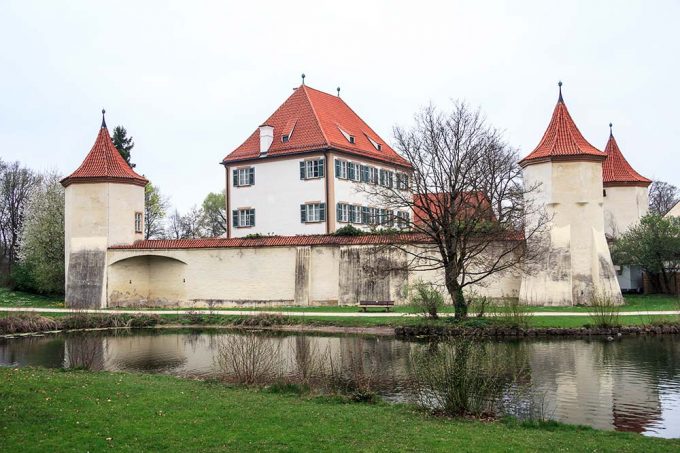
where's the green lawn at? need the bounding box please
[1,368,676,452]
[0,287,63,308]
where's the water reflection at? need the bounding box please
[0,330,678,438]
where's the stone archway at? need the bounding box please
[108,255,187,307]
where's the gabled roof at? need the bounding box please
[520,84,606,167]
[223,85,412,168]
[602,126,651,187]
[61,114,148,188]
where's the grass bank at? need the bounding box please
[1,368,676,452]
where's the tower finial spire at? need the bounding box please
[101,109,107,128]
[337,86,341,97]
[558,81,563,102]
[301,73,305,85]
[609,122,613,137]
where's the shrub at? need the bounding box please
[494,298,530,329]
[588,294,621,328]
[409,282,444,319]
[0,314,60,335]
[128,314,161,328]
[408,338,513,417]
[333,225,364,236]
[215,332,282,385]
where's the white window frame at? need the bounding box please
[134,212,143,233]
[303,203,325,223]
[336,203,350,223]
[301,159,325,179]
[233,209,255,228]
[335,159,348,179]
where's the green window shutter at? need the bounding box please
[232,210,238,227]
[335,160,341,177]
[319,159,325,177]
[348,163,355,180]
[250,209,255,226]
[300,162,306,180]
[233,169,238,187]
[336,203,342,222]
[249,168,255,185]
[320,203,326,221]
[300,204,307,223]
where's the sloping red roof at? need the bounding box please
[223,85,412,168]
[412,192,494,225]
[61,122,148,188]
[602,129,651,187]
[520,86,606,166]
[109,233,430,250]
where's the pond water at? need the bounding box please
[1,328,679,438]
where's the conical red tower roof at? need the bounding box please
[61,112,148,188]
[602,125,651,187]
[520,83,606,167]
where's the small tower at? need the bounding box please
[61,111,147,308]
[601,124,651,237]
[519,84,622,306]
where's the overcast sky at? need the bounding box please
[1,0,678,211]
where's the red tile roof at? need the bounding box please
[520,86,606,166]
[61,122,148,188]
[110,233,430,250]
[223,85,412,168]
[602,129,651,187]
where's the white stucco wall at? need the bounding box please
[520,160,622,306]
[106,242,522,308]
[228,156,326,237]
[665,201,680,218]
[603,185,649,237]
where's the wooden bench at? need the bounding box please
[358,300,394,312]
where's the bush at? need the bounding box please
[215,332,282,385]
[409,338,513,417]
[333,225,364,236]
[0,314,60,335]
[128,314,161,328]
[494,298,530,329]
[409,282,444,319]
[588,294,621,328]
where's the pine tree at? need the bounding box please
[111,126,136,168]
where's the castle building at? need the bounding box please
[222,83,413,237]
[61,83,650,308]
[518,84,622,306]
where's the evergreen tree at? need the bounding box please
[111,126,136,168]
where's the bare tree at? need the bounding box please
[166,209,183,240]
[648,180,679,216]
[0,161,40,277]
[362,102,548,319]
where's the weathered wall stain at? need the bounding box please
[294,247,311,305]
[338,246,409,305]
[66,250,105,308]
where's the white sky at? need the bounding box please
[1,0,678,212]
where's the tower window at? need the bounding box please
[135,212,143,233]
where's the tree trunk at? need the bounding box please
[445,266,467,319]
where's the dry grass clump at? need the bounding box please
[0,313,60,335]
[215,332,283,385]
[588,294,621,328]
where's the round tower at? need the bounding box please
[519,83,622,306]
[601,124,651,238]
[61,110,148,308]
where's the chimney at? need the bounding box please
[259,124,274,156]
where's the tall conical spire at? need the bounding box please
[61,110,147,188]
[520,82,606,166]
[602,125,651,187]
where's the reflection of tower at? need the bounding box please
[519,84,622,306]
[61,110,147,308]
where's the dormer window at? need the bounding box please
[338,126,355,145]
[282,118,297,144]
[365,133,382,151]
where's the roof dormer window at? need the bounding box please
[282,118,297,144]
[338,126,355,145]
[365,133,382,151]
